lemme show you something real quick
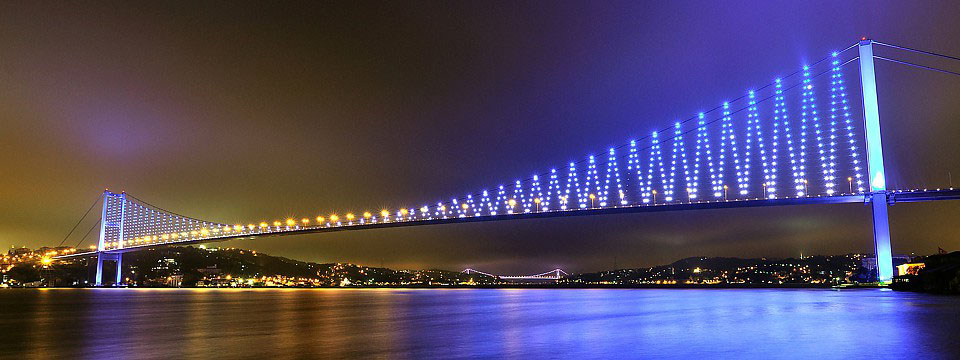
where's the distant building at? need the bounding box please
[863,255,912,277]
[8,247,31,256]
[197,266,222,276]
[165,275,183,287]
[896,263,925,276]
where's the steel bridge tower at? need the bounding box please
[858,39,893,282]
[95,191,126,286]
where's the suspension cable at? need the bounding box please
[873,41,960,63]
[394,56,859,212]
[483,58,855,192]
[873,55,960,78]
[124,193,225,226]
[73,218,101,250]
[57,193,103,247]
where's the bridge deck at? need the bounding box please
[55,189,960,260]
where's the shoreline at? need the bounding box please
[7,283,874,290]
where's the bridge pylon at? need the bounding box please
[94,190,126,286]
[858,39,893,283]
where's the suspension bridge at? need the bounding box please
[462,268,569,281]
[51,39,960,286]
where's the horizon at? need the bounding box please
[2,2,960,273]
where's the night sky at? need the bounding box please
[2,1,960,273]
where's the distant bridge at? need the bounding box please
[51,39,960,286]
[462,268,569,281]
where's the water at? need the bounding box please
[1,288,957,359]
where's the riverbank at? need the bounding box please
[891,251,960,294]
[15,283,848,289]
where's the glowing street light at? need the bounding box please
[381,209,390,218]
[315,216,325,223]
[534,198,541,212]
[346,213,355,222]
[723,185,728,200]
[329,214,339,223]
[652,189,658,204]
[589,193,596,208]
[363,212,372,219]
[848,177,854,193]
[285,218,296,227]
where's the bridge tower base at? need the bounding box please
[869,193,893,283]
[94,252,123,286]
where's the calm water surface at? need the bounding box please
[1,288,958,359]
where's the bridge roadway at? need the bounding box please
[54,188,960,260]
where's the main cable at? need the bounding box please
[74,218,101,250]
[873,41,960,63]
[429,57,858,209]
[874,55,960,78]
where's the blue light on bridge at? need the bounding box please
[716,103,731,198]
[587,155,599,207]
[650,131,662,203]
[743,90,757,196]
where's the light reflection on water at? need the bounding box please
[1,288,958,359]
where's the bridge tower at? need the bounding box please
[95,190,126,286]
[858,39,893,282]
